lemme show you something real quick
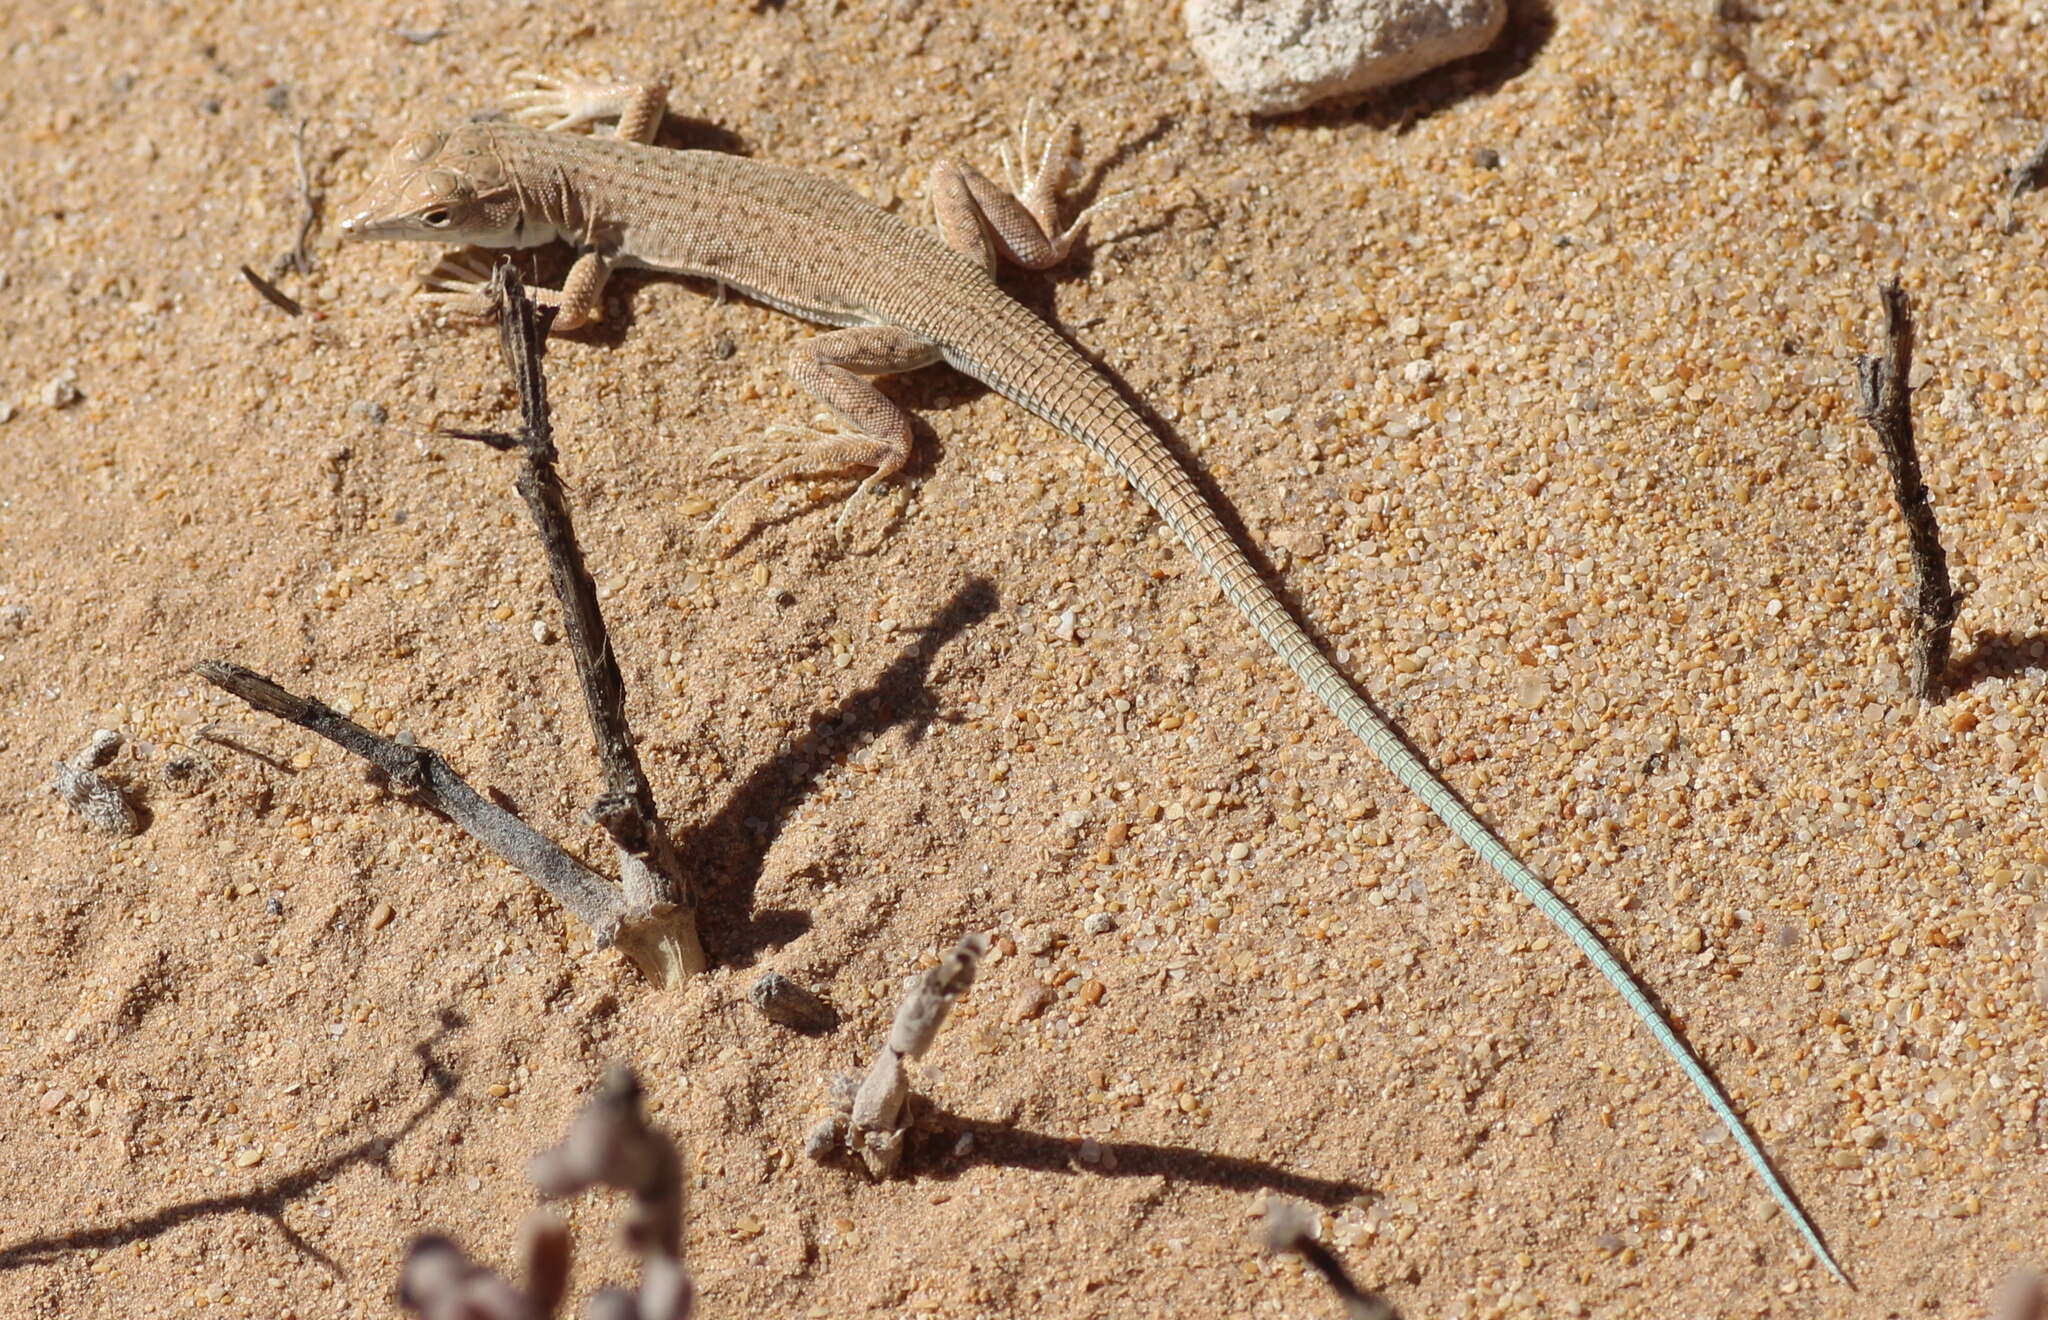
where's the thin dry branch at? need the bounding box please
[287,117,319,278]
[197,271,705,983]
[1854,278,1958,702]
[446,265,705,982]
[238,264,305,317]
[191,660,630,947]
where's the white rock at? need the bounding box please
[1185,0,1507,114]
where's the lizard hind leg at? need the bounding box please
[503,73,669,144]
[702,325,939,551]
[930,110,1105,272]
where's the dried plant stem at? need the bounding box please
[50,727,141,836]
[1854,278,1958,702]
[808,933,987,1177]
[191,660,630,946]
[197,266,704,983]
[451,265,706,982]
[400,1065,692,1320]
[1260,1201,1393,1320]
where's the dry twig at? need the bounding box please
[1253,1203,1400,1317]
[199,264,706,984]
[286,117,320,278]
[445,264,706,983]
[1854,278,1958,702]
[1260,1201,1395,1320]
[238,264,305,317]
[192,660,636,949]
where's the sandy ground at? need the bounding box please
[2,1,2045,1316]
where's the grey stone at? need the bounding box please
[1186,0,1508,114]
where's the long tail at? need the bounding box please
[966,313,1845,1283]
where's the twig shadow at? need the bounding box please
[1950,629,2048,689]
[912,1104,1370,1208]
[680,577,1000,962]
[0,1011,467,1276]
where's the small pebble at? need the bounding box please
[748,971,839,1033]
[368,901,395,931]
[1008,981,1055,1022]
[42,372,81,409]
[1083,912,1118,935]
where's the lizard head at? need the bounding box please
[338,126,525,246]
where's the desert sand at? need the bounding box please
[2,2,2043,1317]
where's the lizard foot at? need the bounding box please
[996,105,1099,262]
[504,73,668,144]
[704,424,906,551]
[416,251,499,319]
[503,72,638,132]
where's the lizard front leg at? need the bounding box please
[708,326,940,547]
[417,249,614,331]
[491,75,669,328]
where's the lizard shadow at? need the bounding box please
[0,1009,466,1277]
[902,1102,1371,1209]
[677,576,1001,964]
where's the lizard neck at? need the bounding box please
[487,125,606,251]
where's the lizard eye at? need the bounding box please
[421,208,451,227]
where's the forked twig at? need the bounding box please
[445,265,706,983]
[196,267,707,984]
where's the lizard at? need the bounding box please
[338,74,1845,1283]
